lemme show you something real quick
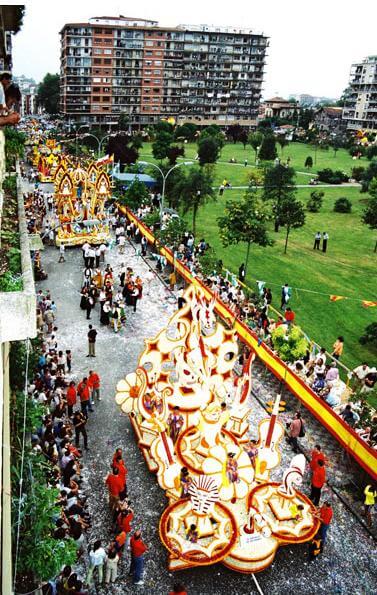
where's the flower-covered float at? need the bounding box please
[115,285,319,573]
[32,138,62,182]
[54,161,111,247]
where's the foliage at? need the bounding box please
[154,120,174,134]
[317,168,349,184]
[227,125,247,145]
[197,136,220,166]
[306,190,324,212]
[178,167,216,235]
[279,196,306,253]
[259,133,277,160]
[248,168,265,187]
[351,166,365,181]
[299,108,315,130]
[359,322,377,348]
[197,246,219,277]
[200,125,225,151]
[117,178,150,210]
[152,130,174,161]
[331,136,343,157]
[37,73,60,114]
[263,164,297,231]
[155,217,187,248]
[143,210,160,229]
[217,186,273,274]
[277,136,289,155]
[305,155,313,169]
[174,123,198,142]
[248,131,264,161]
[366,145,377,160]
[4,126,25,167]
[166,145,184,165]
[118,112,130,131]
[271,325,309,362]
[0,270,22,291]
[107,134,140,170]
[333,197,352,213]
[361,160,377,192]
[361,178,377,251]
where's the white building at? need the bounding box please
[342,56,377,131]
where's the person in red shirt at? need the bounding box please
[77,377,93,417]
[66,381,77,417]
[169,583,188,595]
[114,530,127,557]
[117,506,134,547]
[310,459,326,505]
[88,370,101,403]
[112,455,128,496]
[310,444,326,471]
[284,307,295,325]
[317,501,333,545]
[130,530,148,585]
[105,467,124,510]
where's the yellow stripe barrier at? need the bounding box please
[120,206,377,480]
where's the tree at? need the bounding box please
[227,124,246,144]
[200,125,225,151]
[152,130,174,161]
[279,196,306,253]
[248,131,264,162]
[277,136,289,156]
[271,326,309,362]
[155,217,188,248]
[334,197,352,213]
[197,246,219,277]
[361,177,377,251]
[197,136,220,166]
[117,177,150,210]
[304,155,313,169]
[217,186,273,275]
[174,122,198,142]
[118,112,130,131]
[37,73,60,114]
[166,145,184,165]
[366,145,377,160]
[361,160,377,192]
[306,190,324,212]
[331,136,342,157]
[177,167,216,235]
[263,164,297,231]
[259,133,277,160]
[239,129,249,149]
[359,322,377,347]
[107,134,139,170]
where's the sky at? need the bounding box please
[10,0,377,99]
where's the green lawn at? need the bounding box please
[137,142,376,372]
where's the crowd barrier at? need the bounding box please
[119,206,377,481]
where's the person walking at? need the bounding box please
[288,411,303,454]
[322,232,329,253]
[88,370,101,403]
[72,410,88,450]
[58,244,66,263]
[105,467,124,511]
[238,263,246,284]
[77,377,92,416]
[280,283,291,310]
[86,295,94,320]
[87,324,97,357]
[244,158,248,167]
[313,231,321,250]
[87,540,107,587]
[317,501,333,545]
[105,548,119,585]
[130,530,148,586]
[310,458,326,506]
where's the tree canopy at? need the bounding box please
[37,73,60,115]
[177,167,216,235]
[197,136,220,166]
[361,177,377,252]
[263,164,297,231]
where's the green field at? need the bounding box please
[137,142,376,373]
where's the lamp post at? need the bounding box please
[76,133,114,158]
[138,160,194,220]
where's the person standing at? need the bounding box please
[244,158,248,167]
[130,530,148,586]
[87,540,107,587]
[322,232,329,253]
[363,484,377,527]
[280,283,291,310]
[77,377,92,417]
[310,458,326,506]
[238,263,246,284]
[317,501,333,545]
[66,381,77,417]
[105,467,124,511]
[117,506,134,548]
[105,548,119,585]
[87,324,97,357]
[284,307,295,326]
[288,411,303,454]
[332,336,344,360]
[88,370,101,402]
[73,410,88,450]
[95,246,101,268]
[86,295,94,320]
[313,231,321,250]
[58,244,66,263]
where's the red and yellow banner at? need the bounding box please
[362,301,377,308]
[120,206,377,481]
[330,295,346,302]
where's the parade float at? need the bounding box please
[115,286,320,573]
[32,139,62,182]
[54,161,111,247]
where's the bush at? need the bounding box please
[304,156,313,169]
[349,145,366,157]
[366,145,377,160]
[351,166,365,181]
[271,325,309,363]
[359,322,377,348]
[317,168,349,184]
[334,197,352,213]
[306,190,324,212]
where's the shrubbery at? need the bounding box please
[334,197,352,213]
[306,190,324,212]
[271,325,309,362]
[317,168,349,184]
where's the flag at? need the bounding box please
[330,295,345,302]
[362,300,377,308]
[96,154,114,166]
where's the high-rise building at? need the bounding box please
[60,16,268,128]
[342,56,377,131]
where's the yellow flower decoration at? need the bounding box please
[115,367,147,414]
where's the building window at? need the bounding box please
[104,58,112,64]
[104,49,112,55]
[94,28,102,34]
[146,41,153,47]
[94,58,101,65]
[94,49,102,55]
[93,96,100,101]
[93,87,100,92]
[154,60,162,65]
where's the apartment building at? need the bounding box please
[60,15,268,128]
[342,56,377,131]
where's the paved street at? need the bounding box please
[37,235,377,595]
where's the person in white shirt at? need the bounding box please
[87,540,107,586]
[58,244,65,263]
[99,243,107,262]
[351,363,370,388]
[118,234,126,254]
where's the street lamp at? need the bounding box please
[138,160,194,220]
[78,133,114,158]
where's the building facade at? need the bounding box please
[258,96,298,120]
[314,106,345,133]
[14,75,38,115]
[60,16,268,128]
[342,56,377,131]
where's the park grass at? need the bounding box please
[137,142,376,370]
